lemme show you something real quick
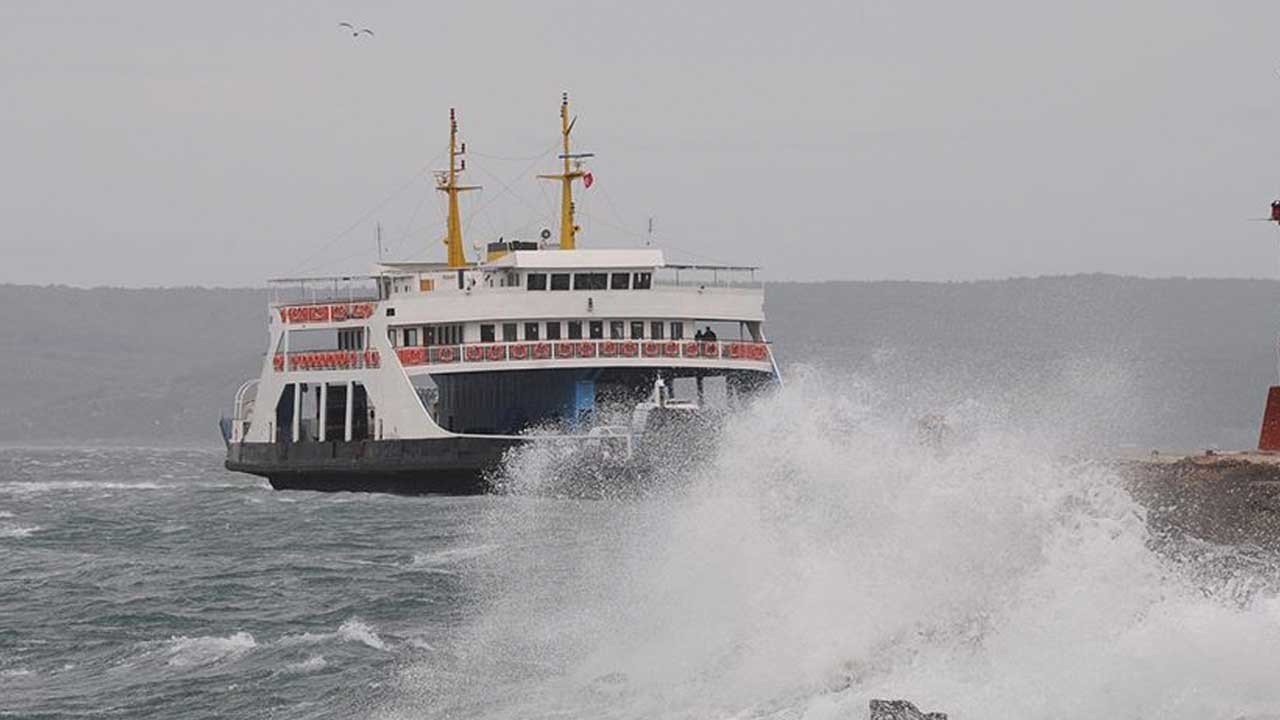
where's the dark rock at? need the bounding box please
[869,699,948,720]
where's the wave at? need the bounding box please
[0,525,41,538]
[278,617,389,652]
[407,544,500,571]
[379,368,1280,720]
[0,481,173,495]
[337,618,388,651]
[281,655,328,675]
[166,631,258,668]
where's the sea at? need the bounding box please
[3,374,1280,719]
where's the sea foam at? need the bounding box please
[379,368,1280,720]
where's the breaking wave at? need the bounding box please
[379,368,1280,720]
[0,481,173,495]
[166,631,258,668]
[408,544,501,571]
[278,617,389,652]
[337,618,388,651]
[281,655,328,675]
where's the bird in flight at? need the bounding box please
[338,22,374,38]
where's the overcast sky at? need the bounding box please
[4,1,1280,286]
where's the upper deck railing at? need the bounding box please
[271,338,772,373]
[265,262,762,318]
[655,265,760,290]
[268,276,381,307]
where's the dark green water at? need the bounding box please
[0,447,501,719]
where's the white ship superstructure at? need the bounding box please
[224,96,778,493]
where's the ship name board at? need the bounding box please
[278,303,377,324]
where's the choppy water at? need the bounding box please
[4,374,1280,719]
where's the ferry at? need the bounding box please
[223,95,780,493]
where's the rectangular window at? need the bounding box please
[610,272,631,290]
[633,272,652,290]
[671,321,684,340]
[574,273,607,290]
[651,321,664,340]
[424,326,435,346]
[630,321,645,339]
[524,322,539,340]
[546,322,561,340]
[502,323,518,342]
[388,328,399,347]
[527,273,547,291]
[550,273,571,291]
[480,324,495,343]
[568,321,583,339]
[609,321,624,340]
[589,321,604,339]
[404,328,418,346]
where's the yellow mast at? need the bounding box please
[438,108,478,267]
[538,92,592,250]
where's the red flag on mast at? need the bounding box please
[583,172,594,188]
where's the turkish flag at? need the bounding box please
[583,172,594,188]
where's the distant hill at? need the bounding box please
[1,276,1276,449]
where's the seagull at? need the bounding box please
[337,22,374,38]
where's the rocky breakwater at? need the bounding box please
[1115,451,1280,550]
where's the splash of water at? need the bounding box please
[380,369,1280,720]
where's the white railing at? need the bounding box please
[230,379,259,443]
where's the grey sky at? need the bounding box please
[4,1,1280,286]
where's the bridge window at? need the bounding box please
[633,272,652,290]
[404,328,418,346]
[670,321,684,340]
[574,272,607,290]
[630,321,645,339]
[524,322,539,340]
[609,321,624,340]
[546,322,561,340]
[502,323,517,342]
[650,321,664,340]
[550,273,571,291]
[527,273,547,291]
[610,272,630,290]
[568,321,583,339]
[480,324,495,343]
[589,321,604,339]
[388,328,399,347]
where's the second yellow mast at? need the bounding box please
[538,93,592,250]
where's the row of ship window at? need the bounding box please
[526,271,653,291]
[388,320,686,347]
